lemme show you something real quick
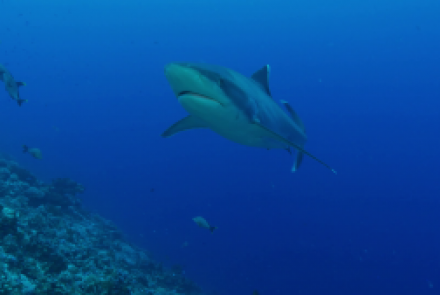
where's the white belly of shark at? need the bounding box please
[178,94,286,149]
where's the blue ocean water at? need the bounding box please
[1,0,439,294]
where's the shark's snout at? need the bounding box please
[164,62,220,103]
[164,63,191,77]
[164,63,179,75]
[164,63,193,96]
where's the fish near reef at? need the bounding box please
[192,216,217,233]
[22,145,42,159]
[0,63,27,106]
[162,62,336,173]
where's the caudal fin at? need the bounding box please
[254,122,337,174]
[22,145,29,153]
[17,98,28,106]
[209,226,217,233]
[292,151,304,172]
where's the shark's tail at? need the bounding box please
[209,226,217,233]
[279,100,309,173]
[255,122,337,174]
[22,145,29,153]
[17,98,28,106]
[292,151,305,172]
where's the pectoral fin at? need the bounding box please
[254,123,336,174]
[162,115,208,138]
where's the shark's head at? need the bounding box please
[164,63,234,112]
[164,62,259,133]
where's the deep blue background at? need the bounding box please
[1,0,440,294]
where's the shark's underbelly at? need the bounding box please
[179,96,287,149]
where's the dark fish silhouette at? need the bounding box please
[23,145,42,159]
[192,216,217,233]
[0,64,27,106]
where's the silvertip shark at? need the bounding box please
[0,63,27,106]
[162,62,336,174]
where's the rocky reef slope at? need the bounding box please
[0,156,201,295]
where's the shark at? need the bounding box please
[0,63,27,106]
[162,62,336,173]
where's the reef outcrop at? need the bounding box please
[0,156,201,294]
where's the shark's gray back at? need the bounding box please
[182,62,307,147]
[224,67,307,147]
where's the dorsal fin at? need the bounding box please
[251,65,271,97]
[280,100,305,133]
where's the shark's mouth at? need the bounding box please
[178,91,220,104]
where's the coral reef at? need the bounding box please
[0,156,201,294]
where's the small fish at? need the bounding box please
[192,216,217,233]
[0,63,27,106]
[181,241,189,247]
[22,145,42,159]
